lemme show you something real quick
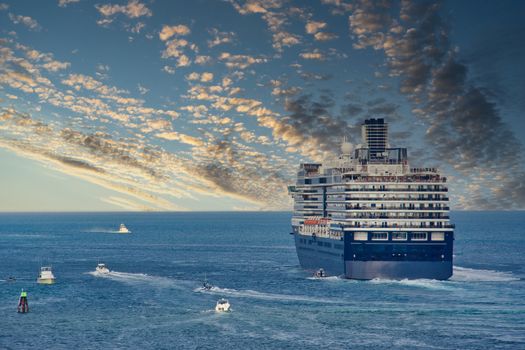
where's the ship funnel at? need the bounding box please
[362,118,388,157]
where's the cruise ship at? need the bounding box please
[289,118,454,280]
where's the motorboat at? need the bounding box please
[118,223,130,234]
[314,268,326,278]
[95,263,110,274]
[37,266,56,284]
[215,298,231,312]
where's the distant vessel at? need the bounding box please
[202,274,212,291]
[95,263,110,274]
[37,266,56,284]
[215,299,231,312]
[313,268,326,278]
[289,118,454,280]
[118,224,130,234]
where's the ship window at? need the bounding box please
[371,232,388,241]
[392,232,407,241]
[431,232,445,241]
[354,232,368,241]
[411,232,428,241]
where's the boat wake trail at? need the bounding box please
[369,278,452,290]
[306,276,343,281]
[194,286,344,304]
[367,266,520,289]
[84,228,123,234]
[451,266,520,282]
[87,271,183,288]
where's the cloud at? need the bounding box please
[321,0,352,14]
[305,20,326,34]
[349,0,525,209]
[96,0,152,19]
[299,50,325,60]
[58,0,80,7]
[1,39,295,210]
[159,24,191,41]
[137,83,149,95]
[41,60,71,72]
[156,131,204,146]
[228,0,302,52]
[8,13,41,31]
[186,72,213,83]
[207,28,236,48]
[218,52,267,69]
[163,65,176,74]
[101,196,152,211]
[314,32,338,41]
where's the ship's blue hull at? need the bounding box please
[294,232,453,280]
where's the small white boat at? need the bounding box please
[118,223,130,234]
[314,268,326,278]
[215,298,231,312]
[95,263,110,274]
[37,266,56,285]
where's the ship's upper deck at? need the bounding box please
[290,118,453,233]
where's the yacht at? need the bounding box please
[95,263,110,274]
[118,223,130,234]
[37,266,56,284]
[215,299,231,312]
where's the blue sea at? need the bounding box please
[1,211,524,349]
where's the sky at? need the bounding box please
[0,0,524,211]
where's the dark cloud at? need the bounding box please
[341,103,363,116]
[60,128,164,179]
[350,0,525,208]
[49,154,105,173]
[281,93,362,152]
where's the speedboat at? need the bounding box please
[215,298,231,312]
[118,223,130,234]
[37,266,56,284]
[95,263,110,274]
[314,268,326,278]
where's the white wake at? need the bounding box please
[451,266,520,282]
[194,285,343,304]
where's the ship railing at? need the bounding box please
[342,223,455,229]
[326,188,447,193]
[330,215,450,220]
[342,178,447,183]
[330,197,449,202]
[327,206,450,211]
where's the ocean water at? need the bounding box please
[0,211,524,350]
